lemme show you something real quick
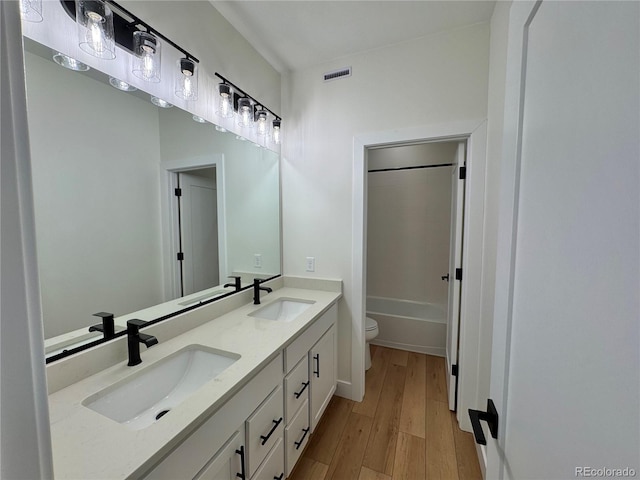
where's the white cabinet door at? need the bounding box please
[309,325,336,432]
[194,430,245,480]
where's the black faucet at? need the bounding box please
[253,278,272,305]
[89,312,116,340]
[224,275,242,292]
[126,319,158,366]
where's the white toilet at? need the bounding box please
[365,317,379,370]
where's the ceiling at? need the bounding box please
[211,1,496,73]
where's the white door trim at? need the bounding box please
[352,119,487,422]
[160,155,227,300]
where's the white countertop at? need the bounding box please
[48,286,341,479]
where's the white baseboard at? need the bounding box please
[371,339,445,357]
[335,379,353,400]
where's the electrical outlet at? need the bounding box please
[254,254,262,268]
[306,256,315,272]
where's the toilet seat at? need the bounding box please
[365,317,378,331]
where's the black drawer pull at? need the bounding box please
[468,399,499,446]
[294,381,309,399]
[235,445,246,479]
[260,417,283,445]
[313,354,320,377]
[294,427,310,450]
[274,474,284,480]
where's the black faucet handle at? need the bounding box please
[90,312,115,339]
[126,318,147,333]
[224,276,242,290]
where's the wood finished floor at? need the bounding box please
[289,345,482,480]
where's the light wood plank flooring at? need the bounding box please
[290,345,482,480]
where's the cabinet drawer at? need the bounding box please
[251,437,284,480]
[246,384,284,478]
[284,355,309,424]
[285,399,310,477]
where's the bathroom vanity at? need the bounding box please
[46,278,341,479]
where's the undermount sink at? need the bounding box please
[249,298,315,322]
[83,345,240,430]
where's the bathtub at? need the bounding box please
[366,296,447,357]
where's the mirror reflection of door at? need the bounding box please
[177,168,219,297]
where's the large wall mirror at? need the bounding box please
[22,38,281,361]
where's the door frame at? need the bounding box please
[351,119,487,431]
[160,155,227,301]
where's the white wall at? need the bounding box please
[282,23,490,390]
[367,146,454,306]
[25,51,164,338]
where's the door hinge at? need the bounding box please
[177,252,184,261]
[459,166,466,180]
[452,364,458,377]
[455,268,462,281]
[174,187,182,197]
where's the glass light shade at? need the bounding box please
[272,119,281,145]
[192,115,206,123]
[20,0,43,22]
[76,0,116,59]
[175,58,198,101]
[237,97,253,128]
[53,52,90,71]
[108,76,137,92]
[132,31,161,83]
[150,96,173,108]
[215,125,228,133]
[255,109,268,136]
[215,83,234,118]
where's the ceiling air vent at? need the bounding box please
[324,67,352,82]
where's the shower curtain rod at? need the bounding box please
[368,162,454,173]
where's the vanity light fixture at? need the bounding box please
[76,0,116,59]
[192,115,206,123]
[237,97,254,128]
[53,52,90,71]
[132,31,161,82]
[215,125,228,133]
[214,73,281,143]
[272,119,281,145]
[150,96,173,108]
[255,107,268,136]
[175,58,198,101]
[108,76,136,91]
[215,83,234,118]
[20,0,43,22]
[235,135,247,142]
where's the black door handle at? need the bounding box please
[441,274,450,282]
[274,474,284,480]
[468,399,498,445]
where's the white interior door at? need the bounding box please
[179,171,219,296]
[484,2,639,478]
[445,142,465,411]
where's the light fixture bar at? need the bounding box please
[60,0,199,63]
[214,72,281,121]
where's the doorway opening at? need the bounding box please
[175,167,220,297]
[364,140,466,411]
